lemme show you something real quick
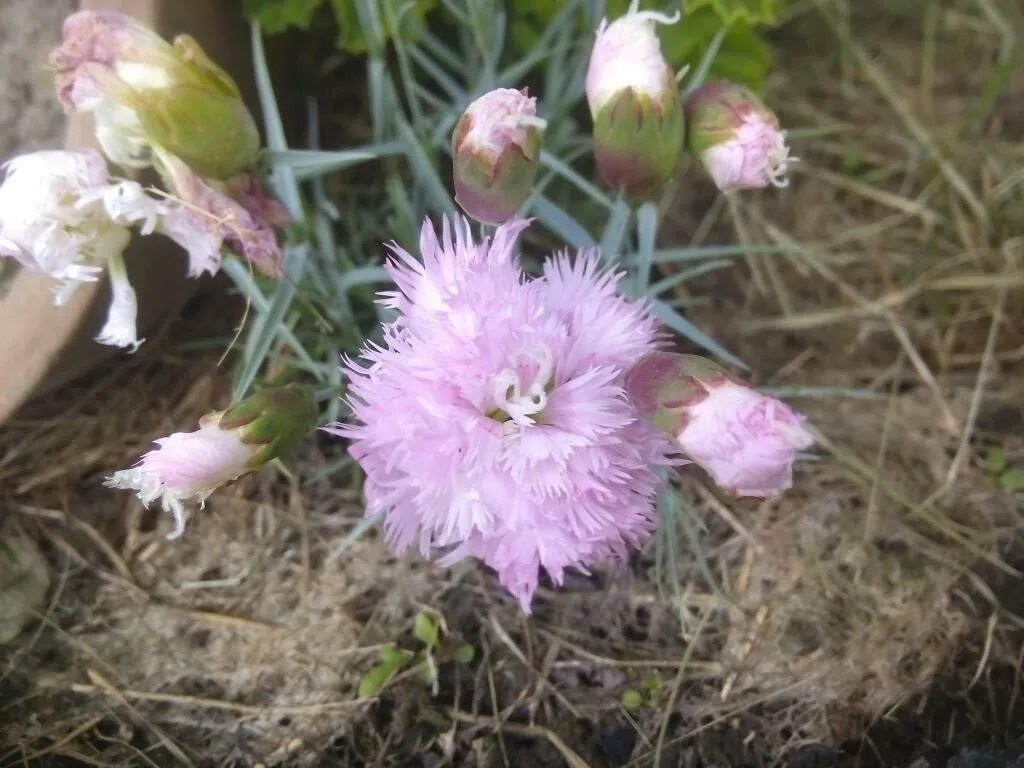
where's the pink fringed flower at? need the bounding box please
[625,352,814,497]
[107,385,316,538]
[157,150,285,278]
[331,217,674,611]
[685,80,794,191]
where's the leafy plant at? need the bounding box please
[981,447,1024,492]
[356,611,476,698]
[244,0,436,52]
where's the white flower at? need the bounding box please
[95,251,142,351]
[0,149,166,350]
[0,150,119,295]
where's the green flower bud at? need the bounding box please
[452,88,545,225]
[52,11,260,179]
[106,384,317,538]
[585,3,684,198]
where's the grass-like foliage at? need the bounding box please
[231,0,785,408]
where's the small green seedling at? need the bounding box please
[356,610,476,699]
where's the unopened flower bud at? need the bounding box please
[107,384,317,538]
[685,80,794,191]
[625,352,813,497]
[585,1,684,197]
[452,88,545,225]
[51,11,260,179]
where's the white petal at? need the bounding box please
[96,252,143,351]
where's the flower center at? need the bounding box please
[490,343,554,423]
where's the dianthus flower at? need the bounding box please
[330,217,675,611]
[0,148,162,349]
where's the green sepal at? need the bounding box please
[452,114,541,225]
[624,352,730,436]
[218,384,318,469]
[684,80,774,155]
[592,84,685,200]
[131,35,260,179]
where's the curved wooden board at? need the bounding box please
[0,0,253,423]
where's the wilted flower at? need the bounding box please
[625,351,814,497]
[0,149,163,350]
[107,385,317,538]
[452,88,545,225]
[51,10,260,178]
[585,0,684,197]
[157,150,285,278]
[330,216,674,611]
[685,80,794,191]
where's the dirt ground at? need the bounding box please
[1,1,1023,767]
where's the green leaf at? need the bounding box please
[648,298,747,369]
[683,0,779,27]
[660,9,772,92]
[244,0,325,34]
[413,612,440,648]
[622,689,644,711]
[266,142,404,181]
[378,643,412,664]
[417,658,438,687]
[330,0,437,55]
[999,469,1024,492]
[642,675,663,697]
[984,447,1007,475]
[358,662,399,698]
[454,644,476,664]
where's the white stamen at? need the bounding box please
[627,0,681,26]
[491,344,555,421]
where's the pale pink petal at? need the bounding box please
[678,382,814,497]
[330,216,674,611]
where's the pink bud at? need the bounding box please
[626,352,813,497]
[585,3,678,116]
[107,417,260,538]
[452,88,545,225]
[685,80,794,191]
[107,385,316,538]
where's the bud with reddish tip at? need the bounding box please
[625,352,814,497]
[107,384,317,538]
[585,2,684,198]
[51,10,260,179]
[685,80,794,191]
[452,88,545,225]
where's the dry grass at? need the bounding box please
[2,0,1024,765]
